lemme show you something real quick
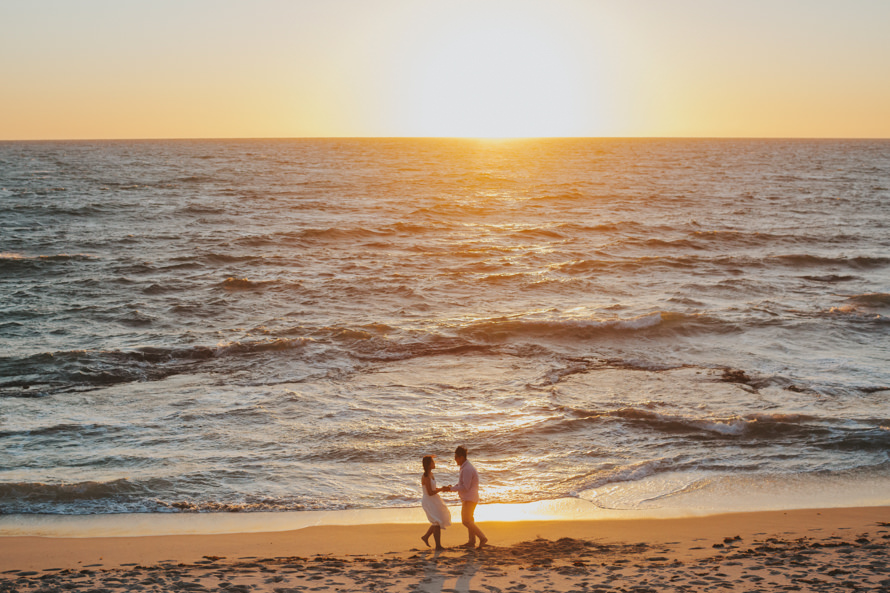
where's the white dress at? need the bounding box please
[421,475,452,528]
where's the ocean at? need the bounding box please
[1,138,888,519]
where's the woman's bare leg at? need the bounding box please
[421,525,435,547]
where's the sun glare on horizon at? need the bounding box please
[392,5,604,139]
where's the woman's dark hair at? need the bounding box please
[422,455,434,477]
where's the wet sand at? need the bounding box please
[1,506,888,592]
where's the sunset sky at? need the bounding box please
[2,0,889,140]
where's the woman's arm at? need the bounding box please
[421,475,437,496]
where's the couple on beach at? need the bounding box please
[420,446,488,551]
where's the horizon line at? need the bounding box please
[2,135,889,143]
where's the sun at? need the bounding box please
[393,3,602,138]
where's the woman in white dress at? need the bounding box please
[420,455,451,549]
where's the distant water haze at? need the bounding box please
[0,138,888,516]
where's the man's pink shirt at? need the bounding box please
[453,460,479,503]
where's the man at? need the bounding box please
[444,445,488,549]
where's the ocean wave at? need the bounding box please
[845,292,890,308]
[0,478,314,515]
[770,254,890,269]
[609,407,753,436]
[0,253,98,271]
[824,295,890,322]
[298,227,384,241]
[812,427,890,453]
[825,307,889,323]
[0,312,742,393]
[174,174,216,184]
[0,478,155,514]
[0,477,319,514]
[179,203,228,215]
[0,478,138,498]
[507,227,568,240]
[528,186,590,199]
[550,406,837,438]
[454,311,730,342]
[563,458,680,494]
[7,201,112,217]
[0,338,315,393]
[548,221,648,235]
[621,229,843,251]
[549,251,890,276]
[560,446,890,501]
[0,422,119,439]
[615,237,700,251]
[689,229,782,246]
[192,252,260,264]
[232,223,441,248]
[142,281,188,295]
[347,336,495,362]
[550,254,729,275]
[222,277,276,291]
[214,337,313,355]
[115,310,156,327]
[410,203,503,219]
[800,274,859,283]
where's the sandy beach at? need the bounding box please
[2,506,888,592]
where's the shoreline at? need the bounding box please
[4,472,890,539]
[0,497,764,540]
[1,506,888,591]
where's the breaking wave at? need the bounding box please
[0,311,745,394]
[0,480,314,515]
[550,405,889,441]
[0,338,315,393]
[770,254,890,269]
[454,311,732,341]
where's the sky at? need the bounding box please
[1,0,889,140]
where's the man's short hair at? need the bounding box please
[455,446,468,459]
